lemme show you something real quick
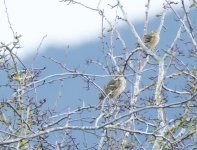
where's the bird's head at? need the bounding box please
[117,67,124,75]
[150,30,159,36]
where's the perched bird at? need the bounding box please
[99,73,126,100]
[137,30,160,50]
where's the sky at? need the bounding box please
[0,0,184,58]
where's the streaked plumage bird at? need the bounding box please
[137,30,160,50]
[99,73,126,100]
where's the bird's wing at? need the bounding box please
[105,78,119,91]
[99,78,117,100]
[144,34,152,44]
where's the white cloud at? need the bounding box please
[0,0,186,58]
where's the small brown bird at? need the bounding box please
[99,73,126,100]
[137,30,160,50]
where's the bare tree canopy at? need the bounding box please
[0,0,196,149]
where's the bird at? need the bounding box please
[99,73,126,100]
[137,30,160,50]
